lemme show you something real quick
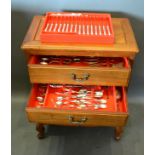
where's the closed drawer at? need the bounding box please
[26,84,128,127]
[28,56,131,86]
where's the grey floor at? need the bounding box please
[12,96,144,155]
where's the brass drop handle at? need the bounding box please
[68,116,87,125]
[71,73,90,82]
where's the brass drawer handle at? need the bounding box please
[68,116,87,125]
[71,73,90,82]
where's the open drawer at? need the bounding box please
[26,84,128,127]
[28,56,131,86]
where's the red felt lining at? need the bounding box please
[116,87,128,112]
[40,12,114,44]
[28,56,129,69]
[27,84,127,113]
[45,85,116,112]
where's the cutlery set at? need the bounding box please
[38,56,125,68]
[40,12,114,44]
[36,84,121,111]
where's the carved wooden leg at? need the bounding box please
[36,123,45,139]
[114,126,124,141]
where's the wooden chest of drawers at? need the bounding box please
[21,15,139,140]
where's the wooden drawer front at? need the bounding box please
[26,109,128,127]
[28,56,131,86]
[26,84,128,127]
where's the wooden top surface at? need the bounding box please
[21,16,139,57]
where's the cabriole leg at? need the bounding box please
[36,123,45,139]
[114,126,124,141]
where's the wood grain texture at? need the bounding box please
[21,16,139,57]
[26,108,128,127]
[22,16,41,43]
[28,64,131,86]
